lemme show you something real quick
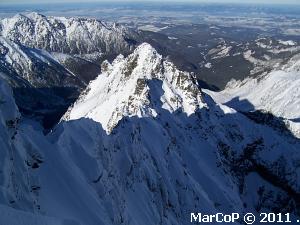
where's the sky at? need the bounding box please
[1,0,300,5]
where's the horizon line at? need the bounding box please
[1,0,300,6]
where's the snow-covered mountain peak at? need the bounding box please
[22,12,45,19]
[8,12,46,23]
[63,43,207,133]
[107,42,162,80]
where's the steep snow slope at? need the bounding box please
[0,46,244,225]
[0,12,137,55]
[62,43,300,221]
[1,44,300,225]
[206,54,300,137]
[0,75,20,120]
[0,76,113,225]
[0,37,82,88]
[0,37,84,128]
[60,43,246,224]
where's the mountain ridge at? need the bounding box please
[0,12,137,55]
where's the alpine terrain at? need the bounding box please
[206,53,300,138]
[0,39,300,224]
